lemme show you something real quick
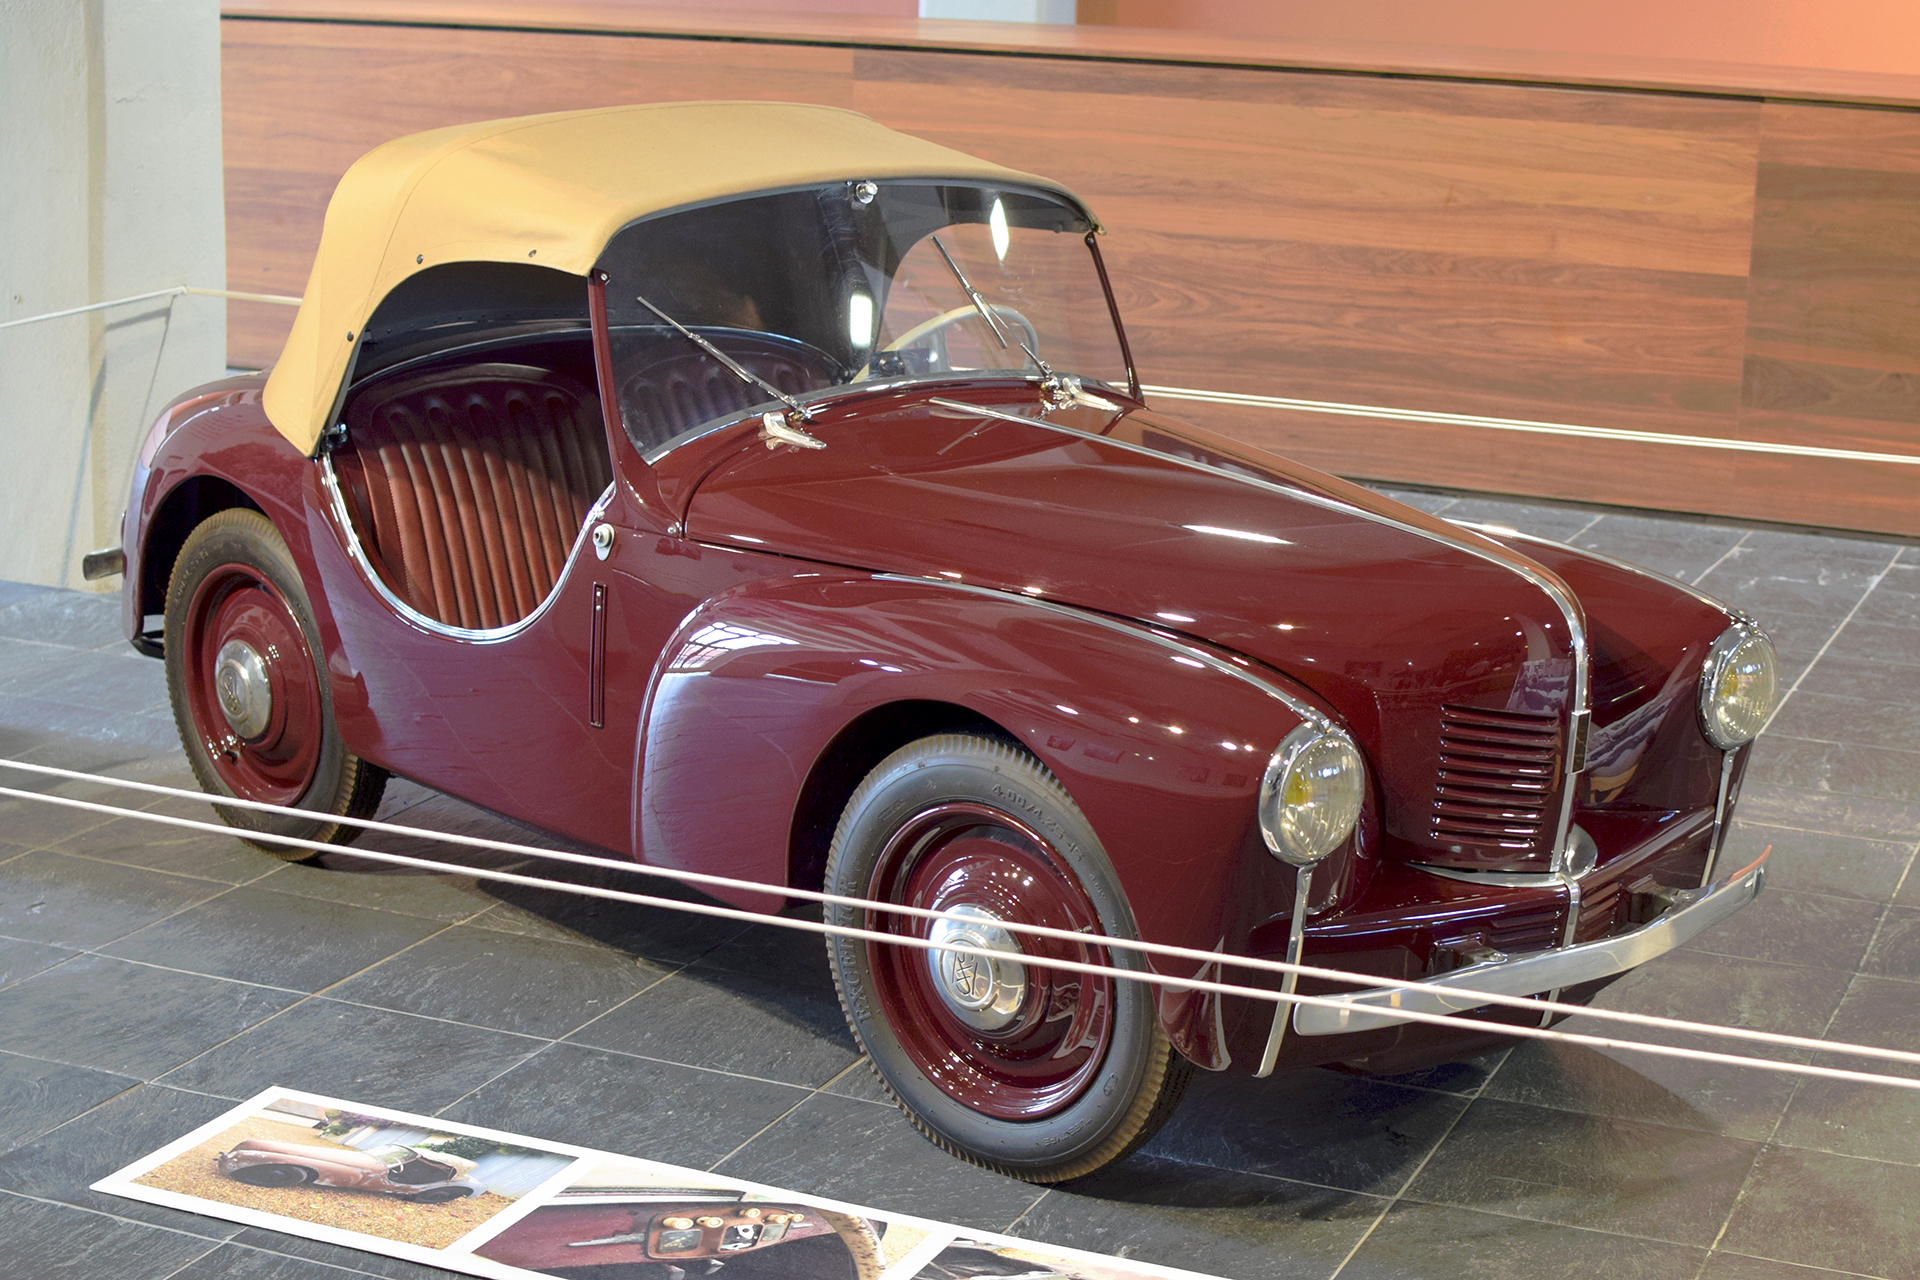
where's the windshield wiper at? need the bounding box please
[630,291,824,448]
[930,235,1012,352]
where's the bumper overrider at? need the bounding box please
[1290,849,1768,1037]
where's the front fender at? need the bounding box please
[634,572,1341,1068]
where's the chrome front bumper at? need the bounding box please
[1291,851,1768,1037]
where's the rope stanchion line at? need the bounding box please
[5,758,1916,1094]
[0,286,302,331]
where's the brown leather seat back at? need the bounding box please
[334,362,611,631]
[615,339,833,450]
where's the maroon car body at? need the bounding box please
[112,103,1774,1182]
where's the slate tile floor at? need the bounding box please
[0,490,1916,1280]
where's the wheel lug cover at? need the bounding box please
[928,904,1026,1031]
[213,639,273,739]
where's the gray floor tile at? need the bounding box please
[99,885,449,993]
[1012,1157,1385,1280]
[1573,526,1745,583]
[437,1040,811,1167]
[1701,1252,1887,1280]
[1339,1200,1706,1280]
[1695,548,1891,619]
[1367,485,1457,514]
[1772,977,1920,1166]
[566,963,858,1088]
[465,869,747,966]
[1824,620,1920,670]
[0,1053,137,1154]
[1718,1145,1920,1279]
[0,849,226,947]
[1680,888,1882,973]
[1481,950,1848,1142]
[52,811,275,883]
[1406,1096,1761,1245]
[1863,907,1920,982]
[0,589,128,651]
[1771,694,1920,754]
[817,1057,896,1106]
[714,1091,1042,1232]
[0,953,300,1077]
[166,1242,383,1279]
[0,935,79,989]
[1731,784,1920,845]
[1748,737,1920,806]
[1140,1067,1469,1196]
[1795,655,1920,704]
[325,922,669,1039]
[1851,566,1920,630]
[0,1083,248,1236]
[246,852,518,925]
[0,1190,220,1278]
[0,645,168,715]
[157,996,545,1110]
[217,1232,452,1280]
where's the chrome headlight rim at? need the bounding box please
[1259,723,1366,868]
[1697,622,1778,751]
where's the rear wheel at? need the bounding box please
[228,1163,311,1188]
[409,1186,473,1204]
[165,508,385,858]
[824,733,1192,1182]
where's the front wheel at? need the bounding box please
[164,508,385,858]
[824,733,1192,1182]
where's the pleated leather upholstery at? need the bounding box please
[615,341,833,450]
[335,363,611,631]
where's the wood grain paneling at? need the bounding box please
[220,11,1920,535]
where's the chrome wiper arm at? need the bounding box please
[930,235,1010,351]
[631,291,813,423]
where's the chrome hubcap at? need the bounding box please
[927,905,1026,1031]
[213,639,272,739]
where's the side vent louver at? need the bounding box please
[1432,705,1560,853]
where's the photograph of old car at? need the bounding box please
[215,1138,485,1202]
[112,100,1777,1183]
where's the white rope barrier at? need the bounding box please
[5,760,1919,1092]
[0,286,302,332]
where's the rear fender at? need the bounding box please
[634,573,1339,1068]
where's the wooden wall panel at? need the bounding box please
[220,14,1920,535]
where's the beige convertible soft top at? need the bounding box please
[262,101,1087,454]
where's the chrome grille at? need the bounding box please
[1432,705,1561,853]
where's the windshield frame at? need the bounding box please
[590,180,1140,463]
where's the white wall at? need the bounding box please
[1,0,225,592]
[920,1,1077,22]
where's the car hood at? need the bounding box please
[683,386,1596,868]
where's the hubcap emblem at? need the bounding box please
[928,905,1026,1032]
[213,639,273,739]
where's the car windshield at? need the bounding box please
[596,181,1130,456]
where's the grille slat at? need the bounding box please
[1431,704,1562,854]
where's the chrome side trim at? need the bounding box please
[1292,851,1769,1037]
[319,454,611,643]
[871,573,1333,731]
[1255,865,1313,1078]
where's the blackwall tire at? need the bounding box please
[164,508,385,859]
[824,733,1193,1183]
[228,1163,310,1188]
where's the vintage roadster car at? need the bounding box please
[214,1138,484,1202]
[473,1185,880,1278]
[110,102,1776,1182]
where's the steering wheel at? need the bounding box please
[858,303,1039,380]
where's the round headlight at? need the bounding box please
[1698,625,1777,750]
[1259,725,1365,867]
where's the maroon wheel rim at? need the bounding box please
[180,562,323,806]
[866,801,1115,1121]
